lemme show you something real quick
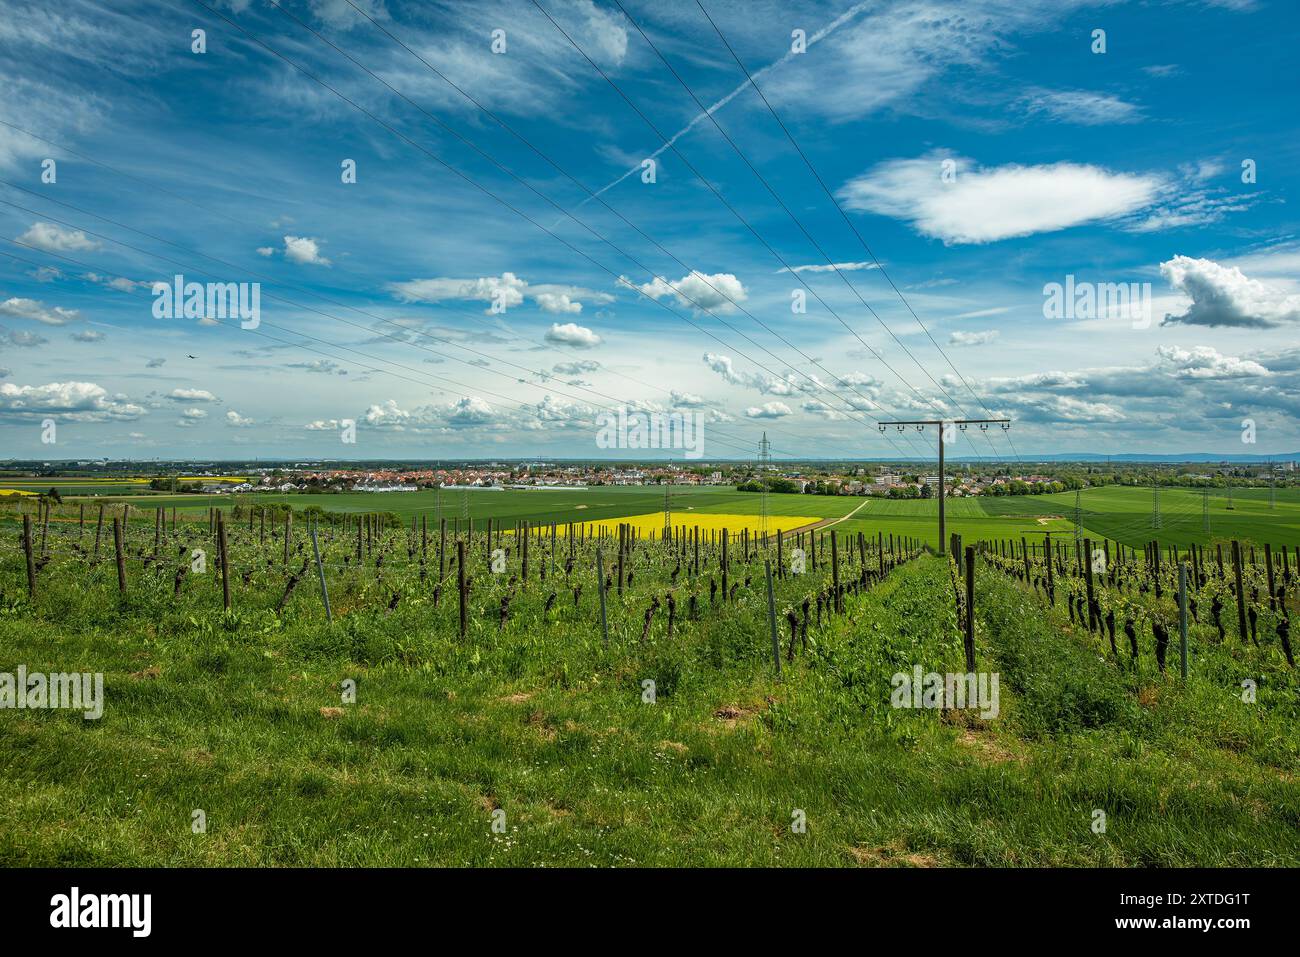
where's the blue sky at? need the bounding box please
[1,0,1297,462]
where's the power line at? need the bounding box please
[182,0,928,462]
[0,237,796,463]
[690,0,1024,470]
[0,180,821,457]
[526,0,973,460]
[601,0,995,462]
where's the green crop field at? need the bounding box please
[1,488,1297,867]
[44,483,1300,550]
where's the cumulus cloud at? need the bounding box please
[702,352,814,396]
[839,153,1164,244]
[363,399,411,430]
[71,329,105,342]
[0,297,80,325]
[949,330,999,346]
[0,381,144,421]
[446,396,496,426]
[534,292,582,314]
[626,271,747,312]
[670,390,707,408]
[745,401,792,419]
[801,399,840,419]
[1160,255,1300,328]
[389,272,612,315]
[1154,345,1269,379]
[0,328,48,348]
[544,321,601,348]
[16,221,101,253]
[168,388,217,402]
[226,410,255,427]
[282,235,331,266]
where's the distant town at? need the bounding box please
[5,457,1294,499]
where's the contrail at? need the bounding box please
[570,1,873,216]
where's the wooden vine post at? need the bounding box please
[112,516,127,594]
[457,539,467,640]
[22,514,36,598]
[963,545,976,672]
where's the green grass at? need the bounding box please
[2,521,1296,866]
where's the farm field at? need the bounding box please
[2,511,1296,866]
[6,483,1300,551]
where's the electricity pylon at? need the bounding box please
[1152,483,1162,529]
[663,474,672,535]
[1074,488,1083,543]
[758,432,771,538]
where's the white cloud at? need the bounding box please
[670,390,706,407]
[363,398,411,430]
[389,272,611,315]
[702,352,814,397]
[289,358,348,375]
[745,401,792,419]
[1155,345,1269,379]
[168,388,217,402]
[85,273,145,292]
[282,235,331,266]
[0,296,80,325]
[628,271,748,312]
[1160,256,1300,328]
[226,410,255,427]
[446,396,496,426]
[544,321,601,348]
[535,292,582,314]
[180,407,207,419]
[553,360,600,375]
[71,329,105,342]
[949,330,999,346]
[1021,89,1142,125]
[0,381,144,421]
[801,400,840,419]
[16,221,101,253]
[0,328,48,348]
[777,261,879,275]
[839,153,1165,244]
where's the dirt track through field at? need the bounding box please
[788,498,870,535]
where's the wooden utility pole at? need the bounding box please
[876,418,1012,554]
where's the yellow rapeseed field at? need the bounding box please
[509,511,822,538]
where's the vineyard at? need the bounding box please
[1,495,1298,866]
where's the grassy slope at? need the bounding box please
[1,551,1295,867]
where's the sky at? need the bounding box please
[0,0,1298,464]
